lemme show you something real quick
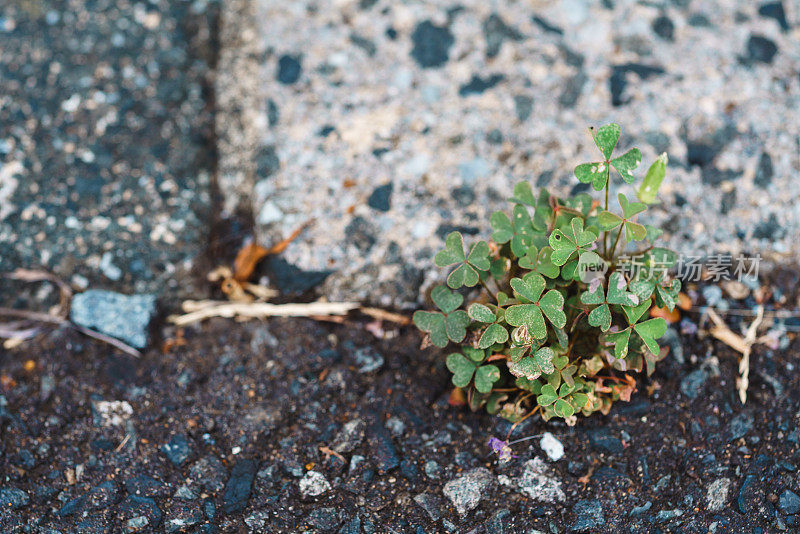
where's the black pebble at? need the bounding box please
[410,21,454,68]
[514,94,534,121]
[746,35,778,64]
[367,183,393,212]
[223,459,256,514]
[754,152,774,188]
[609,63,665,106]
[652,15,675,41]
[458,74,505,97]
[277,54,302,84]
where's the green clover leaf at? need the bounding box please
[633,318,668,355]
[598,194,647,243]
[508,347,555,381]
[479,323,509,349]
[446,352,476,387]
[446,353,500,393]
[435,232,491,288]
[605,297,667,358]
[546,354,578,388]
[537,383,583,418]
[490,205,538,257]
[655,279,681,311]
[610,148,642,184]
[509,182,536,207]
[549,218,598,266]
[593,123,621,160]
[505,274,566,339]
[467,303,509,349]
[474,365,501,393]
[574,123,642,190]
[412,286,470,347]
[467,303,495,323]
[518,245,560,278]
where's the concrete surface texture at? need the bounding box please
[247,0,800,307]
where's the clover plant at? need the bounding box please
[414,124,679,424]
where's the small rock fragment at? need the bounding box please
[443,467,494,516]
[518,458,565,503]
[570,499,604,532]
[331,419,366,453]
[540,432,565,461]
[706,478,731,512]
[299,471,331,498]
[70,290,156,348]
[778,489,800,515]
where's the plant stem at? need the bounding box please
[608,225,623,261]
[603,171,610,256]
[479,278,499,303]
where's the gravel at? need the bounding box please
[443,467,495,516]
[299,471,331,498]
[540,432,565,461]
[516,458,565,503]
[70,290,157,348]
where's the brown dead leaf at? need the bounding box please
[677,292,692,311]
[650,305,680,324]
[448,387,467,406]
[265,220,314,256]
[233,242,269,282]
[319,446,346,464]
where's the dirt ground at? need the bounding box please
[1,268,799,533]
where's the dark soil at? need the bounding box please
[1,278,799,533]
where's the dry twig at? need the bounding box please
[169,300,360,326]
[706,305,764,404]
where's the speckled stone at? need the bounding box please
[228,0,800,306]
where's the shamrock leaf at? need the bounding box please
[605,328,632,359]
[574,123,641,190]
[518,245,560,278]
[467,303,495,323]
[605,299,667,358]
[592,123,621,160]
[633,318,667,355]
[598,194,647,243]
[412,286,470,347]
[508,347,555,381]
[491,205,537,257]
[537,383,583,418]
[474,365,501,393]
[547,354,578,388]
[509,182,536,207]
[505,274,566,339]
[435,232,491,288]
[467,303,509,349]
[478,323,509,348]
[549,218,598,266]
[610,148,642,184]
[655,279,681,311]
[446,353,500,393]
[446,352,476,387]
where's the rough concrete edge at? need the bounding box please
[215,0,266,218]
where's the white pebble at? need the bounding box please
[540,432,565,461]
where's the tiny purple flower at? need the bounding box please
[680,318,698,335]
[488,437,517,463]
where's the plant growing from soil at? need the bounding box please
[414,124,679,425]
